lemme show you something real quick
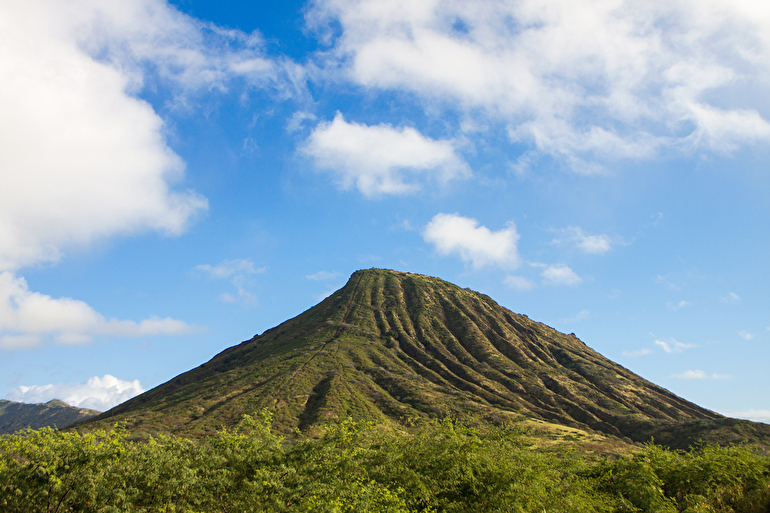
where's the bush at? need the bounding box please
[588,443,770,512]
[2,413,769,512]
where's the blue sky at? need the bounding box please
[1,0,768,422]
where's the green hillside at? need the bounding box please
[82,269,770,449]
[0,399,99,434]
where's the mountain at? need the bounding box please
[82,269,770,449]
[0,399,100,435]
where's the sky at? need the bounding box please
[1,0,768,421]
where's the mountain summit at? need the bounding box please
[85,269,768,447]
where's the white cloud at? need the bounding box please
[671,370,732,380]
[738,331,755,340]
[728,409,770,424]
[0,0,293,346]
[0,2,297,349]
[287,111,318,132]
[0,0,305,273]
[196,259,264,306]
[504,275,536,291]
[654,338,697,354]
[541,264,582,286]
[309,0,770,169]
[196,259,265,280]
[302,113,470,196]
[551,227,611,254]
[306,271,343,281]
[655,274,681,291]
[667,300,690,311]
[0,0,244,271]
[0,334,43,351]
[314,287,341,301]
[7,374,144,411]
[60,0,297,97]
[307,272,345,301]
[722,291,741,304]
[562,309,591,323]
[423,213,520,269]
[623,348,653,357]
[0,272,201,349]
[218,288,258,306]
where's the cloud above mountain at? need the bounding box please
[309,0,770,171]
[0,0,295,348]
[303,113,470,196]
[0,272,202,349]
[423,213,520,269]
[7,374,144,411]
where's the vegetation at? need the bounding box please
[8,268,768,511]
[81,269,770,450]
[3,412,770,512]
[0,400,99,435]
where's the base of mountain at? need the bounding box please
[74,270,770,455]
[4,412,770,512]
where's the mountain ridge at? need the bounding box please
[81,268,770,449]
[0,399,100,434]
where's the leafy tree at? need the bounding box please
[0,426,126,512]
[588,442,770,512]
[2,411,770,512]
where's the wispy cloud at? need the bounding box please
[314,287,341,302]
[307,271,345,300]
[306,271,342,281]
[196,259,265,279]
[671,370,732,380]
[667,300,690,311]
[541,265,582,287]
[722,292,741,304]
[655,338,697,354]
[655,274,681,291]
[195,258,265,306]
[309,0,770,170]
[727,409,770,424]
[302,113,470,196]
[738,331,755,340]
[6,375,144,411]
[623,348,653,357]
[423,213,520,269]
[551,226,612,254]
[0,272,202,350]
[286,111,317,133]
[561,309,591,323]
[504,275,536,291]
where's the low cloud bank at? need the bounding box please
[7,375,145,411]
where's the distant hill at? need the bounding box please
[83,269,770,449]
[0,399,100,434]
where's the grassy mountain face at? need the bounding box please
[83,269,770,448]
[0,399,99,434]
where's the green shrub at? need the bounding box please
[588,442,770,512]
[2,413,769,512]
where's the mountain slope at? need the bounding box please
[0,399,100,434]
[83,269,769,448]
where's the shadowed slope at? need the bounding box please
[82,269,769,448]
[0,400,99,434]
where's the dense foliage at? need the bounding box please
[1,413,769,512]
[0,400,98,435]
